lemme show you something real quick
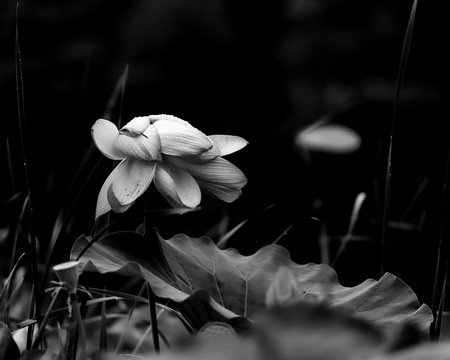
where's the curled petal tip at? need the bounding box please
[92,119,125,160]
[121,116,151,133]
[209,135,248,156]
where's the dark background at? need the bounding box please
[0,0,447,305]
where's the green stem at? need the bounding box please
[147,283,160,353]
[70,293,87,360]
[144,193,161,354]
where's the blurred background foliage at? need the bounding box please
[0,0,446,304]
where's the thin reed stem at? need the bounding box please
[15,2,41,323]
[430,144,450,340]
[147,283,160,353]
[70,293,87,360]
[381,0,418,276]
[144,192,161,353]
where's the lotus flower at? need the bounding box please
[92,114,248,219]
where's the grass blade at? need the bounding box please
[15,1,41,321]
[431,144,450,339]
[99,286,108,354]
[0,253,25,308]
[381,0,418,276]
[332,192,367,267]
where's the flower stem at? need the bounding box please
[147,283,160,353]
[144,192,161,353]
[70,293,87,360]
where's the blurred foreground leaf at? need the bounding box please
[0,322,20,360]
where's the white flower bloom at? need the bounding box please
[92,114,248,219]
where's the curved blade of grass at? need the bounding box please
[272,224,293,245]
[216,203,276,249]
[216,218,249,249]
[382,0,418,276]
[1,191,23,207]
[0,253,25,308]
[333,192,367,267]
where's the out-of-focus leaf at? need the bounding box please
[295,122,361,154]
[72,231,432,334]
[256,301,385,360]
[371,342,450,360]
[0,322,20,360]
[265,266,313,307]
[167,290,252,334]
[17,349,50,360]
[105,336,258,360]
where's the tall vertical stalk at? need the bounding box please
[147,282,160,353]
[431,145,450,340]
[381,0,418,276]
[15,2,41,324]
[144,193,161,353]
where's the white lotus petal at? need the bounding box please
[154,119,213,156]
[110,158,156,206]
[155,163,201,209]
[168,156,247,189]
[96,159,126,219]
[209,135,249,156]
[196,179,243,203]
[115,124,161,161]
[149,114,189,125]
[295,124,361,154]
[107,185,135,214]
[182,144,221,162]
[91,119,126,160]
[122,116,151,133]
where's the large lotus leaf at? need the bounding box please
[307,270,433,333]
[266,265,433,333]
[71,232,190,303]
[71,231,432,332]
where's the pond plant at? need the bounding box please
[1,0,449,359]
